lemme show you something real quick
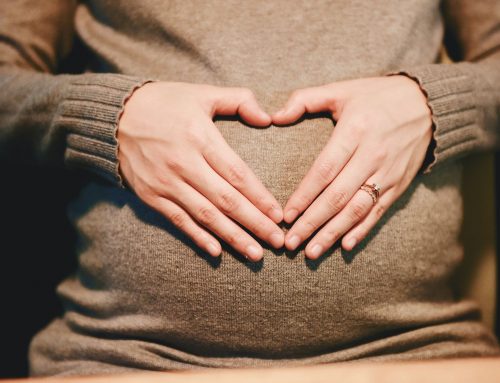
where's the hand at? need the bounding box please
[117,81,284,262]
[272,75,433,259]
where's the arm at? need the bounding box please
[0,0,151,187]
[0,1,285,259]
[394,0,500,174]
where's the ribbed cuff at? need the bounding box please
[55,74,153,188]
[388,63,479,175]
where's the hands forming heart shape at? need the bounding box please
[117,76,433,262]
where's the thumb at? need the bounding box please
[272,85,341,125]
[210,87,271,127]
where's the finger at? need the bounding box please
[342,188,396,251]
[283,120,357,223]
[272,86,340,125]
[210,86,271,126]
[304,184,377,260]
[203,124,283,223]
[284,150,376,251]
[153,197,222,257]
[169,181,264,262]
[182,156,284,248]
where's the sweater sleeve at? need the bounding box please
[0,0,151,188]
[390,0,500,175]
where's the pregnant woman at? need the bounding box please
[1,0,499,377]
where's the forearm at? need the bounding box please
[393,59,500,175]
[0,0,151,187]
[0,68,150,186]
[390,0,500,175]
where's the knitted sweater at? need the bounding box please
[0,0,499,377]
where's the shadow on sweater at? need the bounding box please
[68,141,449,275]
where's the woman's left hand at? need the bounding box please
[272,75,433,259]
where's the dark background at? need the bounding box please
[0,164,85,378]
[497,153,500,339]
[0,39,93,378]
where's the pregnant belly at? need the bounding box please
[58,112,467,358]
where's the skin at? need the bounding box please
[117,81,284,262]
[272,75,433,259]
[7,358,500,382]
[118,75,432,262]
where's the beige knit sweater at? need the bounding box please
[1,0,499,377]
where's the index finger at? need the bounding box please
[202,123,283,223]
[283,121,357,223]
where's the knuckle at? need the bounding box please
[323,228,340,243]
[374,203,386,219]
[217,191,239,215]
[296,192,313,208]
[350,201,367,220]
[185,127,206,146]
[132,181,152,199]
[197,206,217,226]
[373,147,388,163]
[202,138,218,157]
[135,182,162,203]
[225,230,245,246]
[255,193,271,209]
[227,162,246,185]
[140,193,160,212]
[337,140,353,158]
[168,211,186,229]
[156,172,174,190]
[317,161,336,182]
[248,219,266,236]
[349,113,369,135]
[304,220,319,233]
[164,157,185,174]
[325,189,349,212]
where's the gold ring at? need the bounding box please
[360,183,381,205]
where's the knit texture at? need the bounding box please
[0,0,499,377]
[60,75,153,187]
[394,63,500,174]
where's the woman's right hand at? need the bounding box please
[117,81,284,261]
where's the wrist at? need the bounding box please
[116,80,156,188]
[389,73,436,175]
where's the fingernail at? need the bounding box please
[273,108,289,119]
[309,243,323,259]
[287,234,301,250]
[270,206,283,223]
[246,245,262,260]
[259,111,272,123]
[207,242,220,257]
[284,208,298,223]
[270,232,284,248]
[346,237,357,249]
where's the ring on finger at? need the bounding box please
[359,182,381,205]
